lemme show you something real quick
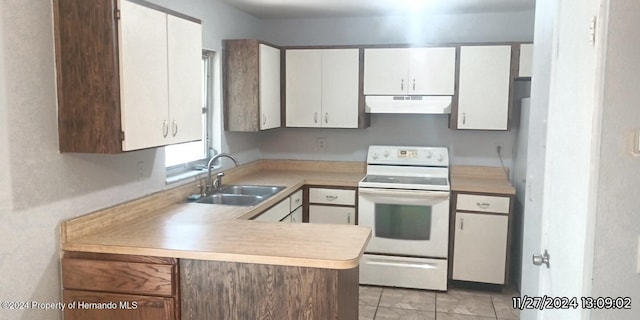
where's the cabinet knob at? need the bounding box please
[325,112,328,124]
[314,112,318,123]
[400,79,404,91]
[412,78,416,91]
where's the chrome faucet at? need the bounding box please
[206,153,239,194]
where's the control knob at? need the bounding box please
[437,153,444,162]
[372,153,379,160]
[426,151,433,159]
[383,150,390,158]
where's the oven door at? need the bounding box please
[358,188,449,258]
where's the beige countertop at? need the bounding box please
[61,160,370,270]
[450,165,516,195]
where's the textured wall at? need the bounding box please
[0,1,259,319]
[591,1,640,319]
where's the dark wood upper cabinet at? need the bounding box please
[53,0,202,153]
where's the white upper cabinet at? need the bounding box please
[456,45,512,130]
[120,1,202,150]
[286,48,360,128]
[518,43,533,78]
[120,1,169,150]
[286,50,322,127]
[167,15,203,144]
[364,47,456,96]
[259,44,282,130]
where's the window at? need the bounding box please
[165,50,217,182]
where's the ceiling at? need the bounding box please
[219,0,536,19]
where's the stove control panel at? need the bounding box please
[367,145,449,166]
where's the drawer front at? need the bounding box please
[289,189,303,211]
[62,258,175,296]
[309,188,355,206]
[456,194,510,214]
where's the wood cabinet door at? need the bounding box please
[119,0,169,151]
[167,15,202,144]
[259,44,281,130]
[63,290,175,320]
[452,212,508,284]
[309,205,355,225]
[457,45,512,130]
[363,48,409,95]
[409,47,456,95]
[321,49,360,128]
[285,49,322,127]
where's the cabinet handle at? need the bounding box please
[412,78,416,91]
[295,198,301,205]
[476,202,490,209]
[314,112,318,123]
[462,113,466,125]
[324,112,328,124]
[400,79,404,91]
[162,121,169,138]
[172,120,178,137]
[460,218,464,230]
[262,114,266,126]
[348,213,351,224]
[325,195,338,201]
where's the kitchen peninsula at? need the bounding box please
[60,160,371,320]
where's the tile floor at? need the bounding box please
[359,285,520,320]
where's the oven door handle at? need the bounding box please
[358,188,449,199]
[365,259,440,270]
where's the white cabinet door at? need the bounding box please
[285,50,322,127]
[363,48,408,95]
[259,44,281,130]
[167,15,202,144]
[409,47,456,95]
[309,205,355,225]
[457,45,512,130]
[254,198,290,222]
[290,206,303,223]
[452,212,508,284]
[518,43,533,78]
[119,1,168,151]
[321,49,360,128]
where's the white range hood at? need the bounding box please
[365,96,452,114]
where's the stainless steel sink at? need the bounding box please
[195,194,265,206]
[191,185,285,206]
[218,185,285,197]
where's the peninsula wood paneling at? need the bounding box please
[180,259,358,320]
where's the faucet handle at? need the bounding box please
[217,172,225,178]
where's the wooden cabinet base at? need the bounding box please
[180,260,359,320]
[63,290,175,320]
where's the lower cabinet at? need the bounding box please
[309,205,355,225]
[63,290,175,320]
[307,187,357,225]
[450,192,513,285]
[61,252,179,320]
[253,189,304,223]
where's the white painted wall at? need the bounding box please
[591,1,640,318]
[0,1,259,319]
[258,11,534,170]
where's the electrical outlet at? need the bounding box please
[137,161,144,181]
[316,137,326,151]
